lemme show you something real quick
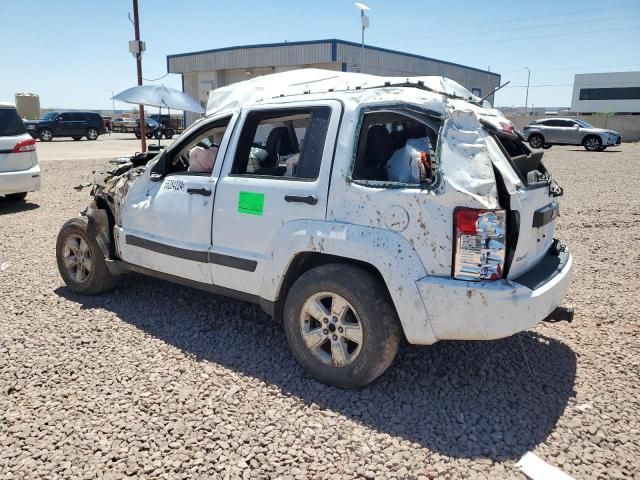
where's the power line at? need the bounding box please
[371,15,640,44]
[369,2,639,38]
[409,26,638,48]
[142,72,171,82]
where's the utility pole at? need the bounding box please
[524,66,531,115]
[132,0,146,151]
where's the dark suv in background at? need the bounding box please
[24,112,106,141]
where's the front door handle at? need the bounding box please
[187,187,211,196]
[285,195,318,205]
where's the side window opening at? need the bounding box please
[232,107,331,180]
[162,116,231,176]
[493,133,549,185]
[352,110,440,186]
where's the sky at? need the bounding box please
[1,0,639,111]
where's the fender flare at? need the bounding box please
[260,220,438,345]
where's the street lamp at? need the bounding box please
[524,66,531,114]
[106,89,115,113]
[354,3,370,73]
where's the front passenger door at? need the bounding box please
[117,114,236,284]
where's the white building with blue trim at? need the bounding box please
[166,39,501,126]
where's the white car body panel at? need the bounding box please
[0,105,41,196]
[108,70,572,345]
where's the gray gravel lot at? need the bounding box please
[1,142,639,479]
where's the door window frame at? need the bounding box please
[219,102,340,184]
[150,113,236,179]
[348,103,444,191]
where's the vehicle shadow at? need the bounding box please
[568,149,622,153]
[0,198,40,214]
[55,275,577,460]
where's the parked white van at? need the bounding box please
[56,70,573,388]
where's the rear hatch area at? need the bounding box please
[483,122,563,279]
[0,107,35,173]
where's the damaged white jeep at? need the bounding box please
[57,70,573,388]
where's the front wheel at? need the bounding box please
[528,134,545,149]
[86,128,98,140]
[583,135,602,151]
[283,264,400,388]
[164,129,174,139]
[56,217,116,295]
[39,128,53,142]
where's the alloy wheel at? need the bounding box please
[62,234,92,283]
[299,292,364,367]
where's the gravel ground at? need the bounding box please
[1,143,639,479]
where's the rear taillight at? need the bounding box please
[12,138,36,153]
[453,208,506,281]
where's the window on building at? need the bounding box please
[579,87,640,101]
[471,88,482,97]
[232,107,331,180]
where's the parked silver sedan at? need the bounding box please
[522,118,621,151]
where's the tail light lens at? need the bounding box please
[453,208,506,281]
[12,138,36,153]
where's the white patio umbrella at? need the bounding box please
[111,84,204,113]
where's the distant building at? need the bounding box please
[167,39,501,126]
[571,71,640,114]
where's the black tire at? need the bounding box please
[56,216,116,295]
[542,144,552,150]
[153,130,162,140]
[72,136,82,141]
[528,134,544,149]
[583,135,602,152]
[39,128,53,142]
[146,131,154,139]
[86,128,99,141]
[283,264,400,388]
[164,129,174,139]
[135,132,141,139]
[5,192,27,201]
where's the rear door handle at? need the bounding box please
[187,187,211,196]
[285,195,318,205]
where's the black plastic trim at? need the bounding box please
[125,235,257,272]
[533,201,560,228]
[514,249,569,291]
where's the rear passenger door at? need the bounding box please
[210,101,341,296]
[71,113,87,136]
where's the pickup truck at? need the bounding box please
[56,70,573,388]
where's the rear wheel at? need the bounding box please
[56,217,116,295]
[5,192,27,201]
[583,135,602,151]
[72,136,82,141]
[164,129,174,139]
[283,264,400,388]
[86,128,98,141]
[528,134,544,149]
[39,128,53,142]
[134,132,141,139]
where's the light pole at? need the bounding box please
[129,0,146,151]
[524,66,531,114]
[354,3,370,73]
[106,89,115,113]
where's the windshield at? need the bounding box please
[575,119,594,128]
[147,119,159,127]
[39,112,58,121]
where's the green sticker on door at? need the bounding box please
[238,191,265,216]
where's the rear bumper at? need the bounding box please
[0,164,41,195]
[416,249,572,341]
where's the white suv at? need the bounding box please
[56,70,573,388]
[0,102,41,201]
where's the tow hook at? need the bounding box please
[543,306,574,323]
